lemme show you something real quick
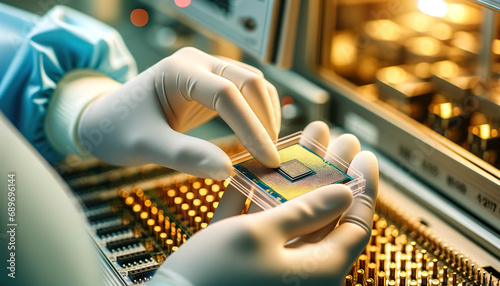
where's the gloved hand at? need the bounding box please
[150,121,379,286]
[46,47,280,180]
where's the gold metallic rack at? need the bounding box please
[62,143,498,285]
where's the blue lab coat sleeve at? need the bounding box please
[0,3,137,163]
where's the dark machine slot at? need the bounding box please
[96,224,131,237]
[128,265,160,282]
[106,237,141,251]
[87,211,119,224]
[116,251,153,267]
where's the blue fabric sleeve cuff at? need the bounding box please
[0,5,137,163]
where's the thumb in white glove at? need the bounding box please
[151,184,354,286]
[151,121,379,286]
[46,47,280,180]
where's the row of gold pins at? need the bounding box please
[120,188,191,253]
[375,195,485,282]
[348,223,472,285]
[345,207,494,286]
[156,178,229,226]
[347,266,478,286]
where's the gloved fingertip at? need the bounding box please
[318,184,353,208]
[172,140,233,180]
[333,134,360,150]
[203,154,233,180]
[302,121,330,146]
[249,145,280,169]
[349,151,378,197]
[348,151,379,188]
[262,147,280,169]
[328,133,361,170]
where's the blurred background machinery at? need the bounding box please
[3,0,499,285]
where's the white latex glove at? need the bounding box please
[0,113,102,286]
[47,47,280,180]
[150,121,379,286]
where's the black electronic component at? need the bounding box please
[483,266,500,281]
[96,224,131,237]
[277,159,314,181]
[116,251,153,267]
[106,237,141,251]
[87,211,119,224]
[81,197,114,209]
[128,265,160,282]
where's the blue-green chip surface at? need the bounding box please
[234,143,352,202]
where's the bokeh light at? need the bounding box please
[130,9,149,27]
[175,0,191,8]
[418,0,447,17]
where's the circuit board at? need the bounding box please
[56,142,500,286]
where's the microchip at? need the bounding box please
[234,143,352,202]
[128,265,160,282]
[277,159,314,181]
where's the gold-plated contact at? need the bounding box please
[432,258,438,279]
[359,254,367,271]
[181,203,190,220]
[199,205,208,221]
[400,271,407,286]
[401,254,407,271]
[378,272,386,286]
[368,263,376,279]
[356,269,365,285]
[192,181,201,190]
[186,192,195,203]
[166,239,173,253]
[211,184,220,194]
[132,204,142,218]
[125,196,134,206]
[345,275,353,286]
[188,210,196,226]
[179,185,188,195]
[154,225,162,241]
[160,232,167,249]
[147,218,155,233]
[443,266,448,285]
[389,262,397,280]
[422,271,429,286]
[150,206,158,220]
[199,188,208,198]
[379,254,386,272]
[369,246,378,263]
[166,189,176,206]
[194,216,202,231]
[411,263,418,280]
[140,211,149,227]
[206,195,215,206]
[144,199,152,212]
